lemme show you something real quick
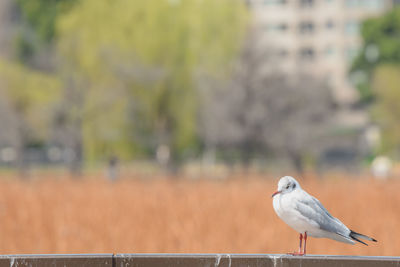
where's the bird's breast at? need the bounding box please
[272,193,314,234]
[273,194,292,218]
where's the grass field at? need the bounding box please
[0,173,397,256]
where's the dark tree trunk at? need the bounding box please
[289,152,304,176]
[68,118,83,177]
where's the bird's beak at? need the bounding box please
[271,190,281,198]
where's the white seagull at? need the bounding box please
[272,176,377,255]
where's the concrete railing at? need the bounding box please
[0,254,399,267]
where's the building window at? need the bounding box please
[299,47,315,60]
[345,0,358,7]
[264,0,287,5]
[345,21,359,35]
[365,0,384,9]
[266,23,288,33]
[345,0,384,9]
[325,46,335,56]
[345,46,360,62]
[278,49,289,57]
[299,21,314,34]
[299,0,314,7]
[326,20,334,29]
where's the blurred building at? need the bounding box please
[0,0,17,59]
[247,0,394,109]
[245,0,398,169]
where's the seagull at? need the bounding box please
[272,176,377,255]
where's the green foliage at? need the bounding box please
[351,8,400,156]
[15,0,77,64]
[57,0,248,162]
[0,59,61,140]
[371,64,400,155]
[16,0,77,42]
[351,7,400,102]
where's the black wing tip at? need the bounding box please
[352,235,368,246]
[350,230,377,245]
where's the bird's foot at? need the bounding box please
[287,251,305,256]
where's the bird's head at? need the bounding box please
[272,176,300,198]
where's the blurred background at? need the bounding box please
[0,0,399,256]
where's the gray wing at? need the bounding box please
[295,193,350,236]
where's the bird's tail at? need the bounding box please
[350,230,377,246]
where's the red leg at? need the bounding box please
[288,233,304,255]
[298,233,303,254]
[303,232,307,255]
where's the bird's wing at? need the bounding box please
[294,192,350,237]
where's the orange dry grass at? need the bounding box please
[0,175,397,256]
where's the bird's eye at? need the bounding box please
[286,184,290,189]
[292,183,296,189]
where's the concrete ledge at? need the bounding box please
[115,254,400,267]
[0,254,399,267]
[0,254,113,267]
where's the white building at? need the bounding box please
[247,0,394,108]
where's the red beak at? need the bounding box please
[271,190,281,198]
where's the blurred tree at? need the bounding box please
[57,0,248,165]
[0,59,60,174]
[351,7,400,156]
[351,7,400,102]
[16,0,77,42]
[15,0,77,68]
[199,29,336,173]
[0,0,19,60]
[371,64,400,156]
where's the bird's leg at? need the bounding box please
[303,232,307,255]
[288,233,304,256]
[298,233,303,254]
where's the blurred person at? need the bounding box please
[107,155,119,182]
